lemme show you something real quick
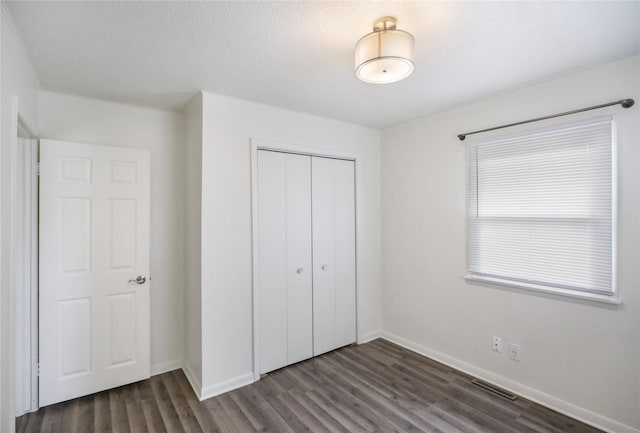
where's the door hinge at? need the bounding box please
[36,363,40,376]
[35,163,41,176]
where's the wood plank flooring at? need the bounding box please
[16,339,602,433]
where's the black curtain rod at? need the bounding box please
[457,98,635,141]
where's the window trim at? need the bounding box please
[465,274,621,305]
[465,115,619,304]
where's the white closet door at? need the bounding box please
[312,157,356,356]
[257,150,312,374]
[285,155,313,365]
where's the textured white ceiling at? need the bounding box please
[5,1,640,128]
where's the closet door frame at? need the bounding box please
[250,139,358,381]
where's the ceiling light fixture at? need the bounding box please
[355,17,415,84]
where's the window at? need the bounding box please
[466,118,614,299]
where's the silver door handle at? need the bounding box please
[296,268,304,274]
[128,275,146,285]
[321,265,328,270]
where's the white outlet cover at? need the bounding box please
[509,343,522,361]
[492,337,503,353]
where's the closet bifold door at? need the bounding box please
[257,150,313,374]
[312,157,356,356]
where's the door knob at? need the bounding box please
[321,265,328,270]
[296,268,304,274]
[128,275,146,285]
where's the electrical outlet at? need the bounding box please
[509,343,522,362]
[492,336,502,353]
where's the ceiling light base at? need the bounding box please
[373,17,397,32]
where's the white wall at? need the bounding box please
[182,93,203,392]
[1,6,40,432]
[197,91,381,396]
[381,55,640,433]
[38,91,186,375]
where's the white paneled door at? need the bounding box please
[312,157,356,356]
[39,139,150,406]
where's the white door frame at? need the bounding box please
[14,122,39,416]
[5,97,39,433]
[250,138,359,382]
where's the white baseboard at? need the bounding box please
[359,329,381,344]
[182,361,203,400]
[151,359,182,376]
[200,372,255,401]
[381,331,639,433]
[181,363,255,402]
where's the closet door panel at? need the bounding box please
[333,160,356,348]
[312,157,356,356]
[311,157,337,356]
[285,154,313,365]
[257,151,288,373]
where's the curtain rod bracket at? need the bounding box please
[457,98,635,141]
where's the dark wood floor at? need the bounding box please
[17,339,602,433]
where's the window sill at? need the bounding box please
[464,275,622,305]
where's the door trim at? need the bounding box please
[14,126,39,416]
[12,114,40,419]
[250,139,359,382]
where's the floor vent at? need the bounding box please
[471,379,518,401]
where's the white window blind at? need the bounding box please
[467,118,614,295]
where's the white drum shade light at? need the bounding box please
[355,17,415,84]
